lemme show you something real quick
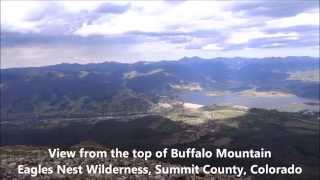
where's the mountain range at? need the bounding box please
[1,56,319,120]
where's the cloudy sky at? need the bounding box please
[1,0,319,68]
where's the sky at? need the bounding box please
[1,0,319,68]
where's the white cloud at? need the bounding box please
[266,10,319,28]
[1,1,319,68]
[60,1,106,13]
[226,28,300,44]
[261,43,286,48]
[202,44,224,51]
[0,1,125,33]
[0,1,45,32]
[74,1,246,36]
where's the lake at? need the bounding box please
[180,91,320,112]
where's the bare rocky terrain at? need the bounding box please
[0,146,253,180]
